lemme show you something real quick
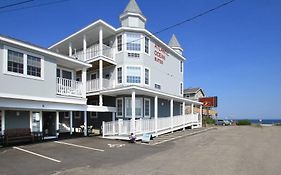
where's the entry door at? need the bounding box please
[43,112,56,137]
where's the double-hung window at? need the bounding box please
[144,98,150,118]
[125,97,143,118]
[5,47,43,79]
[7,50,24,74]
[127,33,141,51]
[117,35,122,52]
[27,55,41,77]
[117,67,122,84]
[144,68,149,85]
[126,66,141,84]
[145,37,149,54]
[180,61,183,73]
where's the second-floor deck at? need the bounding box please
[57,77,83,97]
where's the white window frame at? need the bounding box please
[3,45,44,81]
[144,36,150,55]
[125,32,142,53]
[116,98,123,118]
[125,97,143,118]
[144,67,150,86]
[125,65,142,85]
[116,34,123,53]
[144,98,151,118]
[116,66,123,84]
[155,83,161,90]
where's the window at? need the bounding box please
[117,98,123,117]
[180,61,183,73]
[127,33,141,51]
[57,68,72,80]
[7,50,24,74]
[117,35,122,51]
[117,67,122,84]
[125,97,143,118]
[90,112,97,119]
[0,111,2,134]
[145,37,149,54]
[145,68,149,85]
[180,83,183,95]
[155,83,161,90]
[32,112,40,132]
[126,66,141,84]
[180,104,183,115]
[144,98,150,118]
[27,55,41,77]
[128,53,140,58]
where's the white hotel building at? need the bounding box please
[0,0,202,141]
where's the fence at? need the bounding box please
[102,113,200,138]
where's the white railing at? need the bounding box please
[56,77,83,97]
[86,79,114,92]
[102,114,201,138]
[72,44,113,61]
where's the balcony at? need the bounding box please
[57,77,83,97]
[73,44,113,61]
[86,79,114,92]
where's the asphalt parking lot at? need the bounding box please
[1,126,281,175]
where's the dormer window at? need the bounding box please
[126,33,141,51]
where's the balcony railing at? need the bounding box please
[86,78,114,92]
[73,44,113,61]
[57,77,83,97]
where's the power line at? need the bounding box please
[0,0,73,14]
[0,0,34,10]
[71,0,236,57]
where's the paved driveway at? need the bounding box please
[1,126,281,175]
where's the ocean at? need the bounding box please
[232,119,281,125]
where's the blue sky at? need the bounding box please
[0,0,281,119]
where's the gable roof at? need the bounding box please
[169,34,182,48]
[123,0,142,14]
[184,88,205,96]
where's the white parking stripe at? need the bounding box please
[54,141,104,152]
[13,147,61,163]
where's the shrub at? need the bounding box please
[203,117,216,125]
[236,119,251,125]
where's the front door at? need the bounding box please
[42,112,57,138]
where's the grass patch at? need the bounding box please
[236,119,251,125]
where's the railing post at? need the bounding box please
[112,112,116,135]
[83,35,87,61]
[170,99,174,131]
[102,121,105,138]
[154,96,158,135]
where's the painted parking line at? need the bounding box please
[151,128,215,146]
[13,146,61,163]
[54,141,104,152]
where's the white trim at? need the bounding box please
[29,111,33,132]
[49,20,117,49]
[144,98,150,118]
[116,34,123,53]
[3,45,45,81]
[0,36,91,68]
[57,66,74,80]
[0,92,87,105]
[119,12,147,23]
[125,32,142,53]
[87,105,116,112]
[116,97,123,118]
[144,36,150,56]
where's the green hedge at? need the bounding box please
[236,119,251,125]
[203,117,216,125]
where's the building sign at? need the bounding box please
[154,44,169,64]
[199,96,218,108]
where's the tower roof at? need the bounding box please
[168,34,182,48]
[123,0,142,14]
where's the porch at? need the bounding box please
[56,77,83,97]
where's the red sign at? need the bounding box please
[154,45,169,64]
[199,96,218,108]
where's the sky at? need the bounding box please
[0,0,281,119]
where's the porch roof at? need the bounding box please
[90,85,202,105]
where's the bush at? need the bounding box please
[236,119,251,125]
[203,116,216,125]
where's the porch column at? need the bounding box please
[84,111,87,136]
[1,110,5,134]
[56,111,59,138]
[182,102,186,115]
[99,26,103,56]
[99,59,103,90]
[170,99,174,130]
[83,35,87,61]
[154,96,158,134]
[99,94,103,106]
[68,41,72,57]
[112,112,116,135]
[82,68,87,98]
[29,111,32,132]
[199,105,203,127]
[131,90,136,134]
[39,111,43,132]
[191,103,194,114]
[70,111,73,135]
